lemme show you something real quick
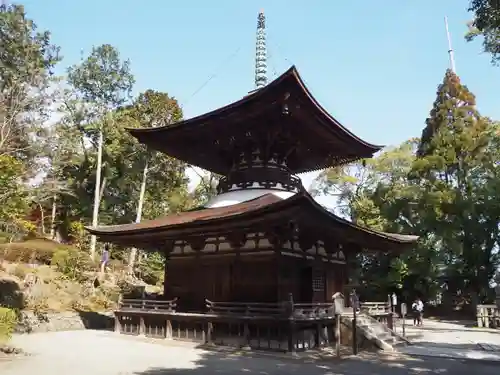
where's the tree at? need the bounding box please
[0,3,60,175]
[67,44,135,259]
[411,69,499,306]
[115,90,188,269]
[467,0,500,65]
[313,142,441,300]
[190,169,219,206]
[0,155,27,227]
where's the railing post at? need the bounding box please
[114,312,121,333]
[351,289,358,355]
[206,321,214,345]
[139,316,146,336]
[335,314,341,358]
[287,293,296,354]
[314,322,321,348]
[241,304,251,350]
[166,319,172,339]
[387,312,394,330]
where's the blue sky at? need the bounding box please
[22,0,500,205]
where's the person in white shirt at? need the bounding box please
[411,298,424,326]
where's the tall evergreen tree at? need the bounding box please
[411,70,498,305]
[416,69,485,159]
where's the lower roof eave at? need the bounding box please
[84,192,420,251]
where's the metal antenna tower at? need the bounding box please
[444,16,456,73]
[254,9,268,89]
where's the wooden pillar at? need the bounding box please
[387,313,394,330]
[286,293,296,354]
[114,313,121,333]
[166,319,172,339]
[205,321,214,345]
[139,315,146,336]
[335,314,341,357]
[275,247,281,301]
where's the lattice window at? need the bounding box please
[312,271,324,292]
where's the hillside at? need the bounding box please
[0,237,161,344]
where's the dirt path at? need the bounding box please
[0,330,498,375]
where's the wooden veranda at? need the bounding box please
[113,294,395,353]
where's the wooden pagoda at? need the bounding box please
[86,66,418,351]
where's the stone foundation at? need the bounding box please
[15,311,114,334]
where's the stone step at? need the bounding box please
[344,313,412,352]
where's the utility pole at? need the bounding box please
[444,16,456,73]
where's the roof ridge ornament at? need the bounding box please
[255,10,268,89]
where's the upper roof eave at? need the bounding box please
[126,66,383,152]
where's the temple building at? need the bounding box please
[86,11,418,313]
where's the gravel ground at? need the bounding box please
[0,330,499,375]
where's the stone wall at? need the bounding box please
[15,311,114,334]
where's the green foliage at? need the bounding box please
[0,238,75,264]
[67,44,134,109]
[412,70,499,304]
[0,4,61,166]
[467,0,500,65]
[314,70,500,305]
[0,4,59,86]
[137,252,165,286]
[51,247,95,281]
[0,155,28,224]
[0,307,16,343]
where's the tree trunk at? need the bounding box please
[89,129,104,260]
[98,176,107,206]
[50,194,57,239]
[128,160,148,273]
[38,202,45,235]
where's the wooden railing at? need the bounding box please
[477,304,500,328]
[204,299,337,320]
[119,297,177,312]
[205,299,288,316]
[293,303,336,319]
[114,296,342,353]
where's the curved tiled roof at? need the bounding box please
[86,192,418,251]
[127,66,383,174]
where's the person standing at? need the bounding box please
[412,298,424,326]
[100,244,110,276]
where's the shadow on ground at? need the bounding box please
[0,279,25,309]
[75,310,114,331]
[132,348,499,375]
[409,325,500,333]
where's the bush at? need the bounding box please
[0,238,77,265]
[0,307,17,343]
[51,248,96,281]
[0,231,12,244]
[11,264,30,279]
